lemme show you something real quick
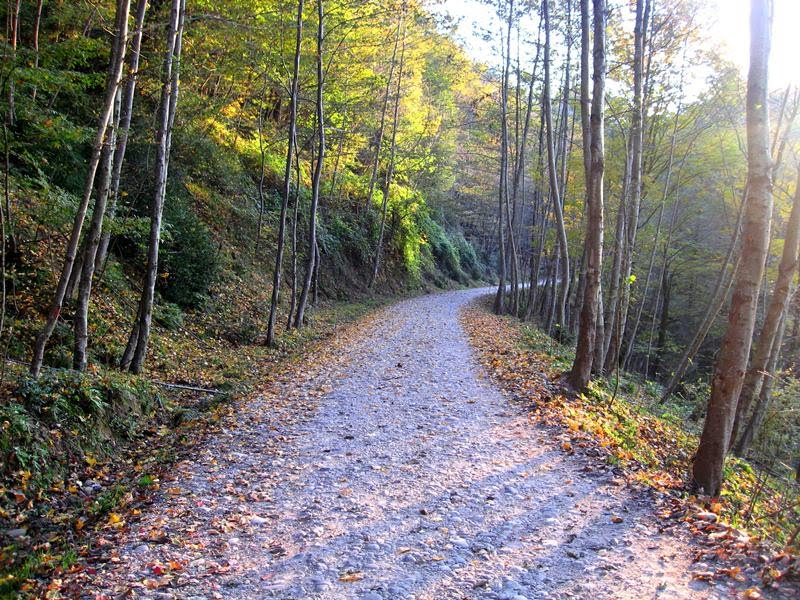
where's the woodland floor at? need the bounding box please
[57,288,773,599]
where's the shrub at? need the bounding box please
[159,196,219,308]
[154,301,184,331]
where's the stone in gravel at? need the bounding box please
[4,528,27,538]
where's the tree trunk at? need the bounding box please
[569,0,606,391]
[287,140,301,329]
[266,0,304,346]
[255,74,269,255]
[692,0,773,496]
[122,0,185,373]
[96,0,149,273]
[652,266,670,378]
[731,167,800,449]
[735,310,787,455]
[365,18,400,213]
[6,0,21,126]
[606,0,649,373]
[369,13,405,289]
[622,80,683,370]
[30,0,131,377]
[542,0,569,329]
[73,90,121,370]
[295,0,325,328]
[660,179,748,401]
[31,0,44,101]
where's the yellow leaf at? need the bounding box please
[108,513,124,528]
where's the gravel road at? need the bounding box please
[70,289,746,599]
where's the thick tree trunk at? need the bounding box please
[569,0,606,391]
[692,0,773,496]
[30,0,131,377]
[266,0,304,346]
[123,0,185,373]
[294,0,325,328]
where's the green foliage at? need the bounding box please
[160,196,219,308]
[154,302,185,331]
[1,370,161,492]
[421,215,466,282]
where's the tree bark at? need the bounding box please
[96,0,149,273]
[30,0,131,377]
[542,0,569,330]
[569,0,606,391]
[122,0,185,373]
[295,0,325,328]
[735,309,787,455]
[692,0,773,496]
[731,167,800,450]
[606,0,649,373]
[369,12,405,289]
[266,0,304,346]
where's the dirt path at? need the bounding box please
[65,289,750,599]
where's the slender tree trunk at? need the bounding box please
[365,18,400,213]
[494,0,514,314]
[287,140,301,329]
[73,91,121,370]
[622,92,683,370]
[30,0,44,102]
[96,0,148,273]
[369,13,405,289]
[735,310,787,455]
[122,0,185,373]
[569,0,606,391]
[693,0,773,496]
[6,0,21,126]
[652,266,671,377]
[606,0,649,372]
[600,163,627,372]
[660,191,747,402]
[30,0,131,377]
[266,0,304,346]
[295,0,325,328]
[731,167,800,448]
[542,0,569,329]
[255,74,269,254]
